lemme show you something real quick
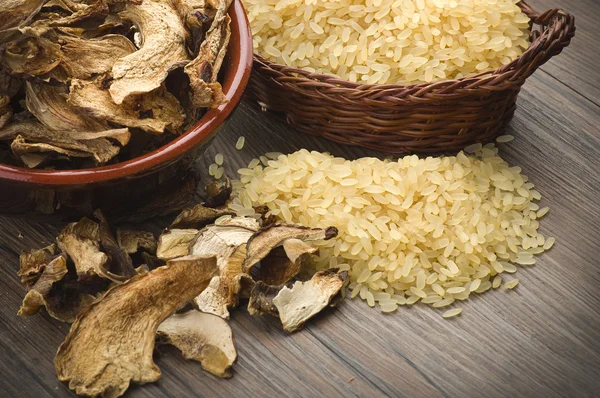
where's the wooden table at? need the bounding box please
[1,0,598,396]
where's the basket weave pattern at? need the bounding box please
[248,1,575,153]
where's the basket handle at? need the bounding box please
[499,1,576,78]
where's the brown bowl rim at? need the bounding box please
[0,0,253,186]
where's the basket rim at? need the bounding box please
[251,0,573,92]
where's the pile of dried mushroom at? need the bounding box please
[0,0,231,169]
[16,180,347,397]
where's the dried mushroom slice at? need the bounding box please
[205,177,232,208]
[0,95,11,130]
[17,253,96,323]
[3,34,63,77]
[247,281,283,317]
[68,78,185,134]
[0,0,46,32]
[272,269,348,333]
[57,217,125,283]
[170,203,234,229]
[189,217,258,318]
[156,228,199,260]
[54,255,218,398]
[243,224,338,273]
[94,210,137,279]
[58,33,136,79]
[26,82,109,131]
[33,0,109,28]
[17,244,57,287]
[194,243,247,319]
[157,310,236,378]
[109,0,190,104]
[8,124,129,167]
[184,9,230,109]
[257,238,317,285]
[116,229,156,255]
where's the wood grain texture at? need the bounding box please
[0,0,598,397]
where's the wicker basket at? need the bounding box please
[248,1,575,153]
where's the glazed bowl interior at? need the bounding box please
[0,0,252,187]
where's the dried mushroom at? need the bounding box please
[272,269,347,333]
[204,177,232,208]
[18,253,96,323]
[57,217,125,283]
[58,33,136,79]
[0,0,231,169]
[4,121,129,167]
[26,82,109,132]
[109,0,190,104]
[69,78,185,134]
[184,0,231,110]
[3,33,63,77]
[18,244,58,287]
[247,281,283,317]
[116,229,156,255]
[170,203,234,229]
[54,255,218,398]
[257,238,317,285]
[94,209,137,279]
[156,228,199,260]
[189,217,258,318]
[157,310,236,378]
[243,224,338,273]
[0,0,46,31]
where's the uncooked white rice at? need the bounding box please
[244,0,530,84]
[442,308,462,318]
[215,153,224,166]
[231,144,553,313]
[235,136,245,150]
[504,279,519,289]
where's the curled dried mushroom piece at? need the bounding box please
[273,269,347,333]
[170,202,235,229]
[55,255,218,398]
[0,0,46,31]
[247,281,283,317]
[257,238,317,285]
[157,310,236,378]
[68,78,185,134]
[18,253,96,323]
[156,228,199,260]
[17,243,57,287]
[57,217,126,283]
[190,217,258,318]
[243,224,338,272]
[109,0,190,104]
[116,229,156,255]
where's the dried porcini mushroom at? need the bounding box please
[156,228,199,260]
[93,209,137,279]
[68,78,185,134]
[4,121,129,167]
[26,82,109,132]
[17,243,57,287]
[184,0,231,111]
[272,269,348,333]
[243,224,338,273]
[17,253,96,323]
[3,32,63,77]
[0,0,46,31]
[57,33,136,79]
[0,96,11,130]
[109,0,190,104]
[54,255,218,398]
[256,238,317,285]
[116,229,156,255]
[157,310,236,378]
[205,177,232,208]
[247,281,283,317]
[189,217,258,318]
[56,217,125,283]
[170,203,234,229]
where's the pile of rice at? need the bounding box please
[230,140,554,313]
[244,0,531,84]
